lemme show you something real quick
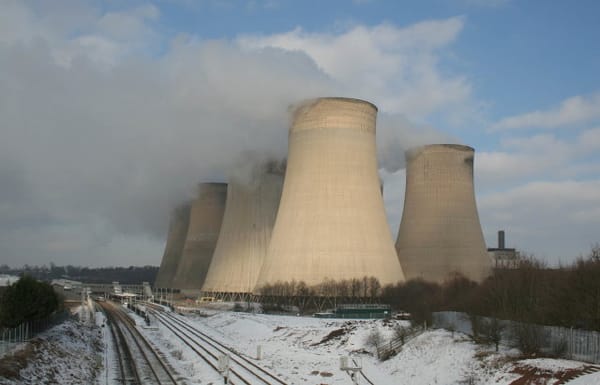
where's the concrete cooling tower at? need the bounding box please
[171,183,227,293]
[255,97,405,290]
[395,144,491,283]
[201,162,284,294]
[154,203,191,289]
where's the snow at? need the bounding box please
[145,309,600,385]
[518,358,587,371]
[377,330,478,384]
[2,303,599,384]
[0,275,19,287]
[95,309,119,385]
[568,370,600,384]
[0,309,103,384]
[139,309,224,383]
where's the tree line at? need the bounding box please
[257,245,600,333]
[0,263,158,284]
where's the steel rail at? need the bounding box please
[100,301,178,385]
[158,308,288,385]
[150,308,287,385]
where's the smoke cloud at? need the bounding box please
[0,3,465,266]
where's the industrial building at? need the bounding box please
[395,144,491,283]
[201,162,284,296]
[154,203,191,289]
[171,183,227,294]
[488,230,519,269]
[255,97,405,290]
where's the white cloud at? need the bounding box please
[478,180,600,262]
[0,2,162,70]
[491,93,600,131]
[238,18,471,118]
[578,126,600,152]
[96,4,159,41]
[475,128,600,190]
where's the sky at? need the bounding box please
[1,0,599,268]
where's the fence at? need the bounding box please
[377,326,423,360]
[432,311,600,364]
[0,312,68,355]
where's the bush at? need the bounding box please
[478,317,505,351]
[512,323,546,355]
[365,329,384,359]
[0,275,60,327]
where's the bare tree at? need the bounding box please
[365,329,384,359]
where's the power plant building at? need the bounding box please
[255,97,405,290]
[395,144,491,283]
[171,183,227,294]
[488,230,519,269]
[201,163,284,294]
[154,203,191,289]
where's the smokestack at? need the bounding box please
[154,203,191,289]
[255,97,405,290]
[171,183,227,293]
[395,144,491,283]
[498,230,505,249]
[201,163,284,294]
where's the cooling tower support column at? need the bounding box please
[255,97,405,290]
[154,203,191,289]
[395,144,491,283]
[172,183,227,294]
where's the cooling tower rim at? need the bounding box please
[405,143,474,160]
[291,96,378,112]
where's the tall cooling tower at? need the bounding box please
[255,97,405,290]
[395,144,491,283]
[201,162,284,294]
[171,183,227,293]
[154,203,191,289]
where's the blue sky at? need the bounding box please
[1,0,599,267]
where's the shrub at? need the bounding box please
[0,275,60,327]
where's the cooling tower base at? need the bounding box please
[198,291,256,303]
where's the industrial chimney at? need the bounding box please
[255,97,405,290]
[154,203,191,289]
[171,183,227,294]
[201,162,284,295]
[395,144,491,283]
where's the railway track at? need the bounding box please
[98,301,179,385]
[145,303,288,385]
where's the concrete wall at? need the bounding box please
[201,164,284,293]
[395,144,491,283]
[255,97,405,290]
[171,183,227,293]
[154,203,191,289]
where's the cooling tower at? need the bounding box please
[255,97,405,290]
[201,162,284,294]
[154,203,191,289]
[171,183,227,293]
[395,144,491,283]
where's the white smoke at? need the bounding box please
[376,113,460,172]
[0,2,469,266]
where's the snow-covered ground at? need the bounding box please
[2,304,600,384]
[0,307,103,384]
[142,309,600,385]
